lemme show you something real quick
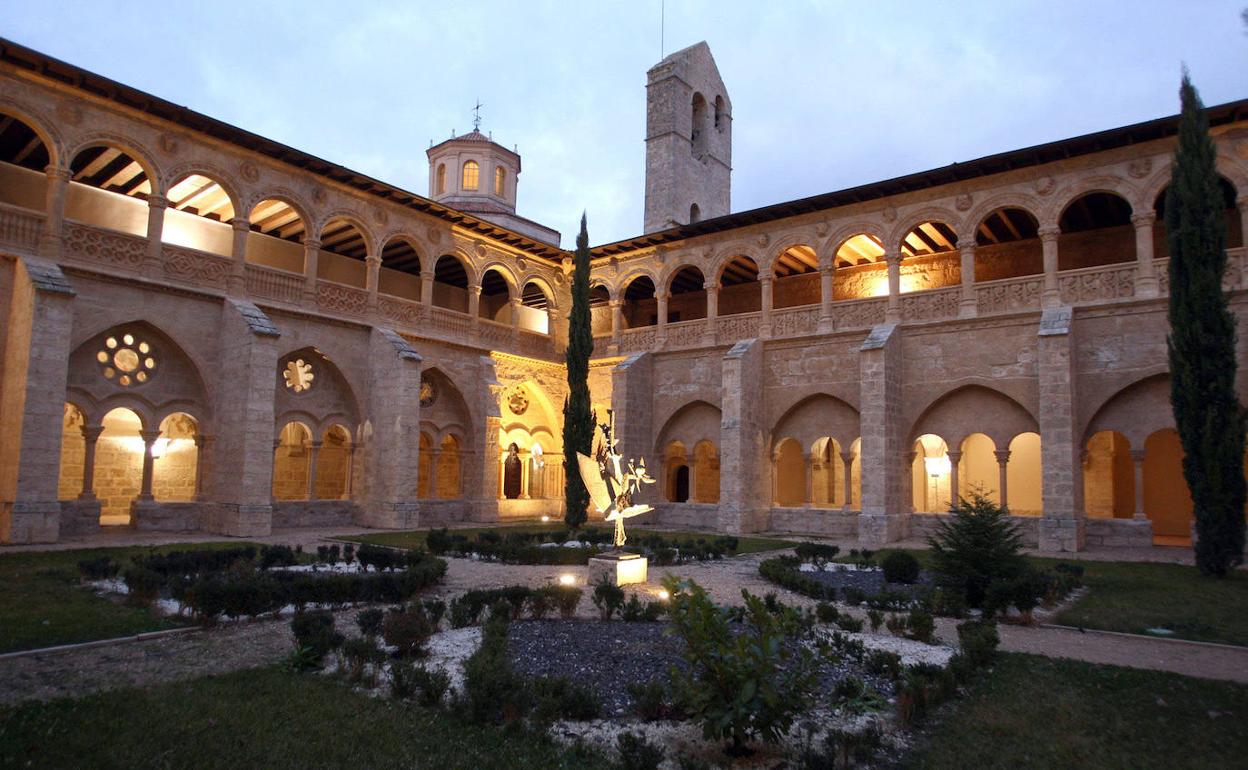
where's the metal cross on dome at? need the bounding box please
[472,99,484,131]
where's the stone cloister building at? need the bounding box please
[1,38,1246,552]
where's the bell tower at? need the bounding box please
[644,41,732,234]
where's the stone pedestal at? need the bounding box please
[588,551,648,586]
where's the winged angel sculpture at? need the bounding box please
[576,410,656,548]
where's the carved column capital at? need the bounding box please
[1131,212,1156,228]
[45,164,71,182]
[1038,225,1061,242]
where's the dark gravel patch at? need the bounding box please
[505,618,895,720]
[803,566,935,599]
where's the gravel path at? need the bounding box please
[3,545,1246,708]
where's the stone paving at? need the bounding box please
[2,527,1246,708]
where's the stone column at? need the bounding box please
[804,452,814,505]
[302,238,321,303]
[704,282,719,343]
[1037,307,1084,551]
[1130,448,1148,521]
[79,425,104,500]
[203,300,280,537]
[610,299,623,345]
[420,269,435,310]
[759,276,774,337]
[38,165,70,258]
[1132,213,1158,298]
[427,449,440,499]
[365,255,381,313]
[958,241,977,318]
[719,340,769,532]
[884,253,902,324]
[818,266,835,333]
[144,195,168,277]
[306,441,321,500]
[510,297,523,343]
[229,217,250,293]
[611,352,655,509]
[357,327,423,527]
[138,429,161,501]
[466,356,504,522]
[1039,226,1061,307]
[841,450,854,511]
[655,291,669,347]
[343,445,356,500]
[857,323,907,544]
[193,434,209,502]
[519,450,531,499]
[994,449,1011,510]
[946,449,962,509]
[0,258,76,543]
[770,448,781,506]
[1239,197,1248,289]
[907,450,918,513]
[685,453,696,502]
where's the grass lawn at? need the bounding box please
[0,665,611,770]
[845,546,1248,647]
[0,542,254,654]
[905,653,1248,769]
[342,523,798,556]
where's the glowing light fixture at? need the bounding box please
[657,589,670,601]
[924,455,951,477]
[541,515,551,523]
[151,437,171,459]
[558,573,576,586]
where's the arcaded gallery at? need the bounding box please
[0,38,1245,552]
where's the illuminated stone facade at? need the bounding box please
[1,38,1246,552]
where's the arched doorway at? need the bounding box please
[503,442,523,499]
[95,407,145,525]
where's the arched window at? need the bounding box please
[691,93,708,157]
[494,166,506,196]
[689,203,701,223]
[462,161,479,191]
[436,164,446,195]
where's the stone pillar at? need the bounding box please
[420,269,435,309]
[229,217,250,293]
[907,450,918,513]
[510,297,523,343]
[343,445,356,500]
[759,276,774,337]
[1132,213,1158,298]
[1039,226,1061,307]
[611,352,655,510]
[38,165,70,258]
[946,449,962,509]
[0,258,75,543]
[841,450,854,511]
[1239,197,1248,289]
[427,449,440,499]
[1130,448,1148,521]
[144,195,168,275]
[655,291,669,347]
[685,453,696,502]
[610,299,623,345]
[818,266,835,333]
[203,300,280,537]
[958,241,977,318]
[193,434,209,501]
[306,441,321,500]
[769,448,780,506]
[467,356,504,522]
[138,429,161,501]
[519,449,531,499]
[704,282,718,343]
[302,238,321,303]
[884,253,902,324]
[365,255,381,313]
[804,452,814,505]
[357,327,423,528]
[857,324,907,544]
[995,449,1011,510]
[1037,307,1084,551]
[79,424,104,500]
[719,339,769,533]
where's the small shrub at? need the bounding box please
[422,597,446,627]
[928,588,968,618]
[341,635,386,683]
[928,491,1026,608]
[392,661,450,706]
[834,615,864,633]
[794,542,840,565]
[342,543,355,565]
[815,602,839,623]
[866,608,884,632]
[462,613,529,724]
[77,556,120,580]
[832,676,888,716]
[532,675,601,722]
[627,679,674,721]
[549,585,581,618]
[449,595,481,628]
[616,732,665,770]
[591,577,625,620]
[527,587,555,619]
[122,565,164,605]
[956,619,1000,670]
[290,611,343,666]
[881,550,921,584]
[842,587,865,606]
[356,607,384,637]
[864,649,903,680]
[258,544,297,570]
[383,605,434,658]
[906,609,935,644]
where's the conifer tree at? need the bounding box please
[1166,73,1246,575]
[562,213,594,528]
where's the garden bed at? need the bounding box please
[799,563,935,600]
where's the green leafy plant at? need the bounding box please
[616,732,665,770]
[289,612,343,668]
[391,661,451,706]
[553,585,582,618]
[382,605,434,658]
[591,576,625,620]
[664,576,817,756]
[626,679,676,721]
[562,214,595,529]
[928,491,1026,607]
[831,676,888,716]
[532,675,601,722]
[866,608,884,632]
[881,550,921,584]
[462,613,530,724]
[356,608,384,638]
[956,619,1000,670]
[77,556,120,581]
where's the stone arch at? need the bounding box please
[620,272,659,329]
[479,264,517,323]
[315,423,353,500]
[273,420,314,500]
[654,400,722,458]
[162,163,242,218]
[889,206,963,252]
[663,441,690,502]
[65,133,159,192]
[244,188,314,232]
[160,166,240,258]
[246,195,311,273]
[772,241,820,310]
[1152,174,1243,251]
[0,100,62,169]
[94,406,147,523]
[773,437,806,507]
[665,264,707,322]
[274,347,361,435]
[971,205,1043,281]
[431,251,475,313]
[420,367,474,450]
[715,255,761,316]
[911,433,952,513]
[1082,373,1173,448]
[0,108,55,213]
[1046,175,1138,224]
[962,193,1045,236]
[378,233,424,302]
[63,138,156,237]
[909,384,1038,450]
[66,320,212,432]
[152,412,200,502]
[771,393,860,454]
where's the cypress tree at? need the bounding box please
[1166,73,1246,575]
[562,213,595,528]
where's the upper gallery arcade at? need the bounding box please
[0,37,1246,553]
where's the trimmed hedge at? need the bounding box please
[758,556,838,601]
[424,528,739,566]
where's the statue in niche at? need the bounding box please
[503,443,523,499]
